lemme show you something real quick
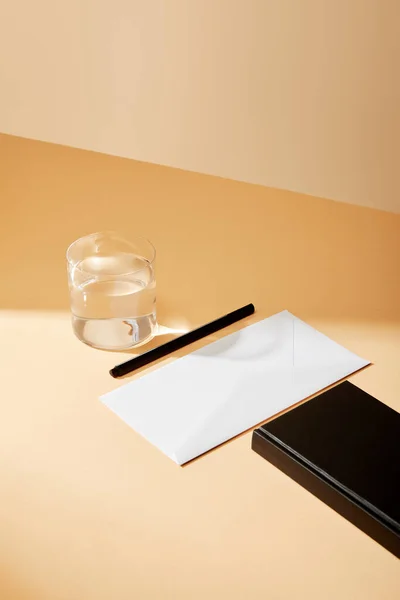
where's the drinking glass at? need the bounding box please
[67,232,156,350]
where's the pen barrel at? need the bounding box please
[110,303,255,378]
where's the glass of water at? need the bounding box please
[67,232,156,350]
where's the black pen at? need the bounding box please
[110,303,255,378]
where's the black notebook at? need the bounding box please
[252,381,400,558]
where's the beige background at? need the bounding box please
[0,133,399,599]
[1,0,400,213]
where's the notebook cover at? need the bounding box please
[252,381,400,558]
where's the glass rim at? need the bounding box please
[66,231,156,276]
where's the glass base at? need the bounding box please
[72,314,157,351]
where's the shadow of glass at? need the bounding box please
[196,326,278,361]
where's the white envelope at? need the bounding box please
[100,311,369,464]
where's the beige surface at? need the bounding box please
[1,1,400,213]
[0,133,399,599]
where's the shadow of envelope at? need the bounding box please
[101,311,370,465]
